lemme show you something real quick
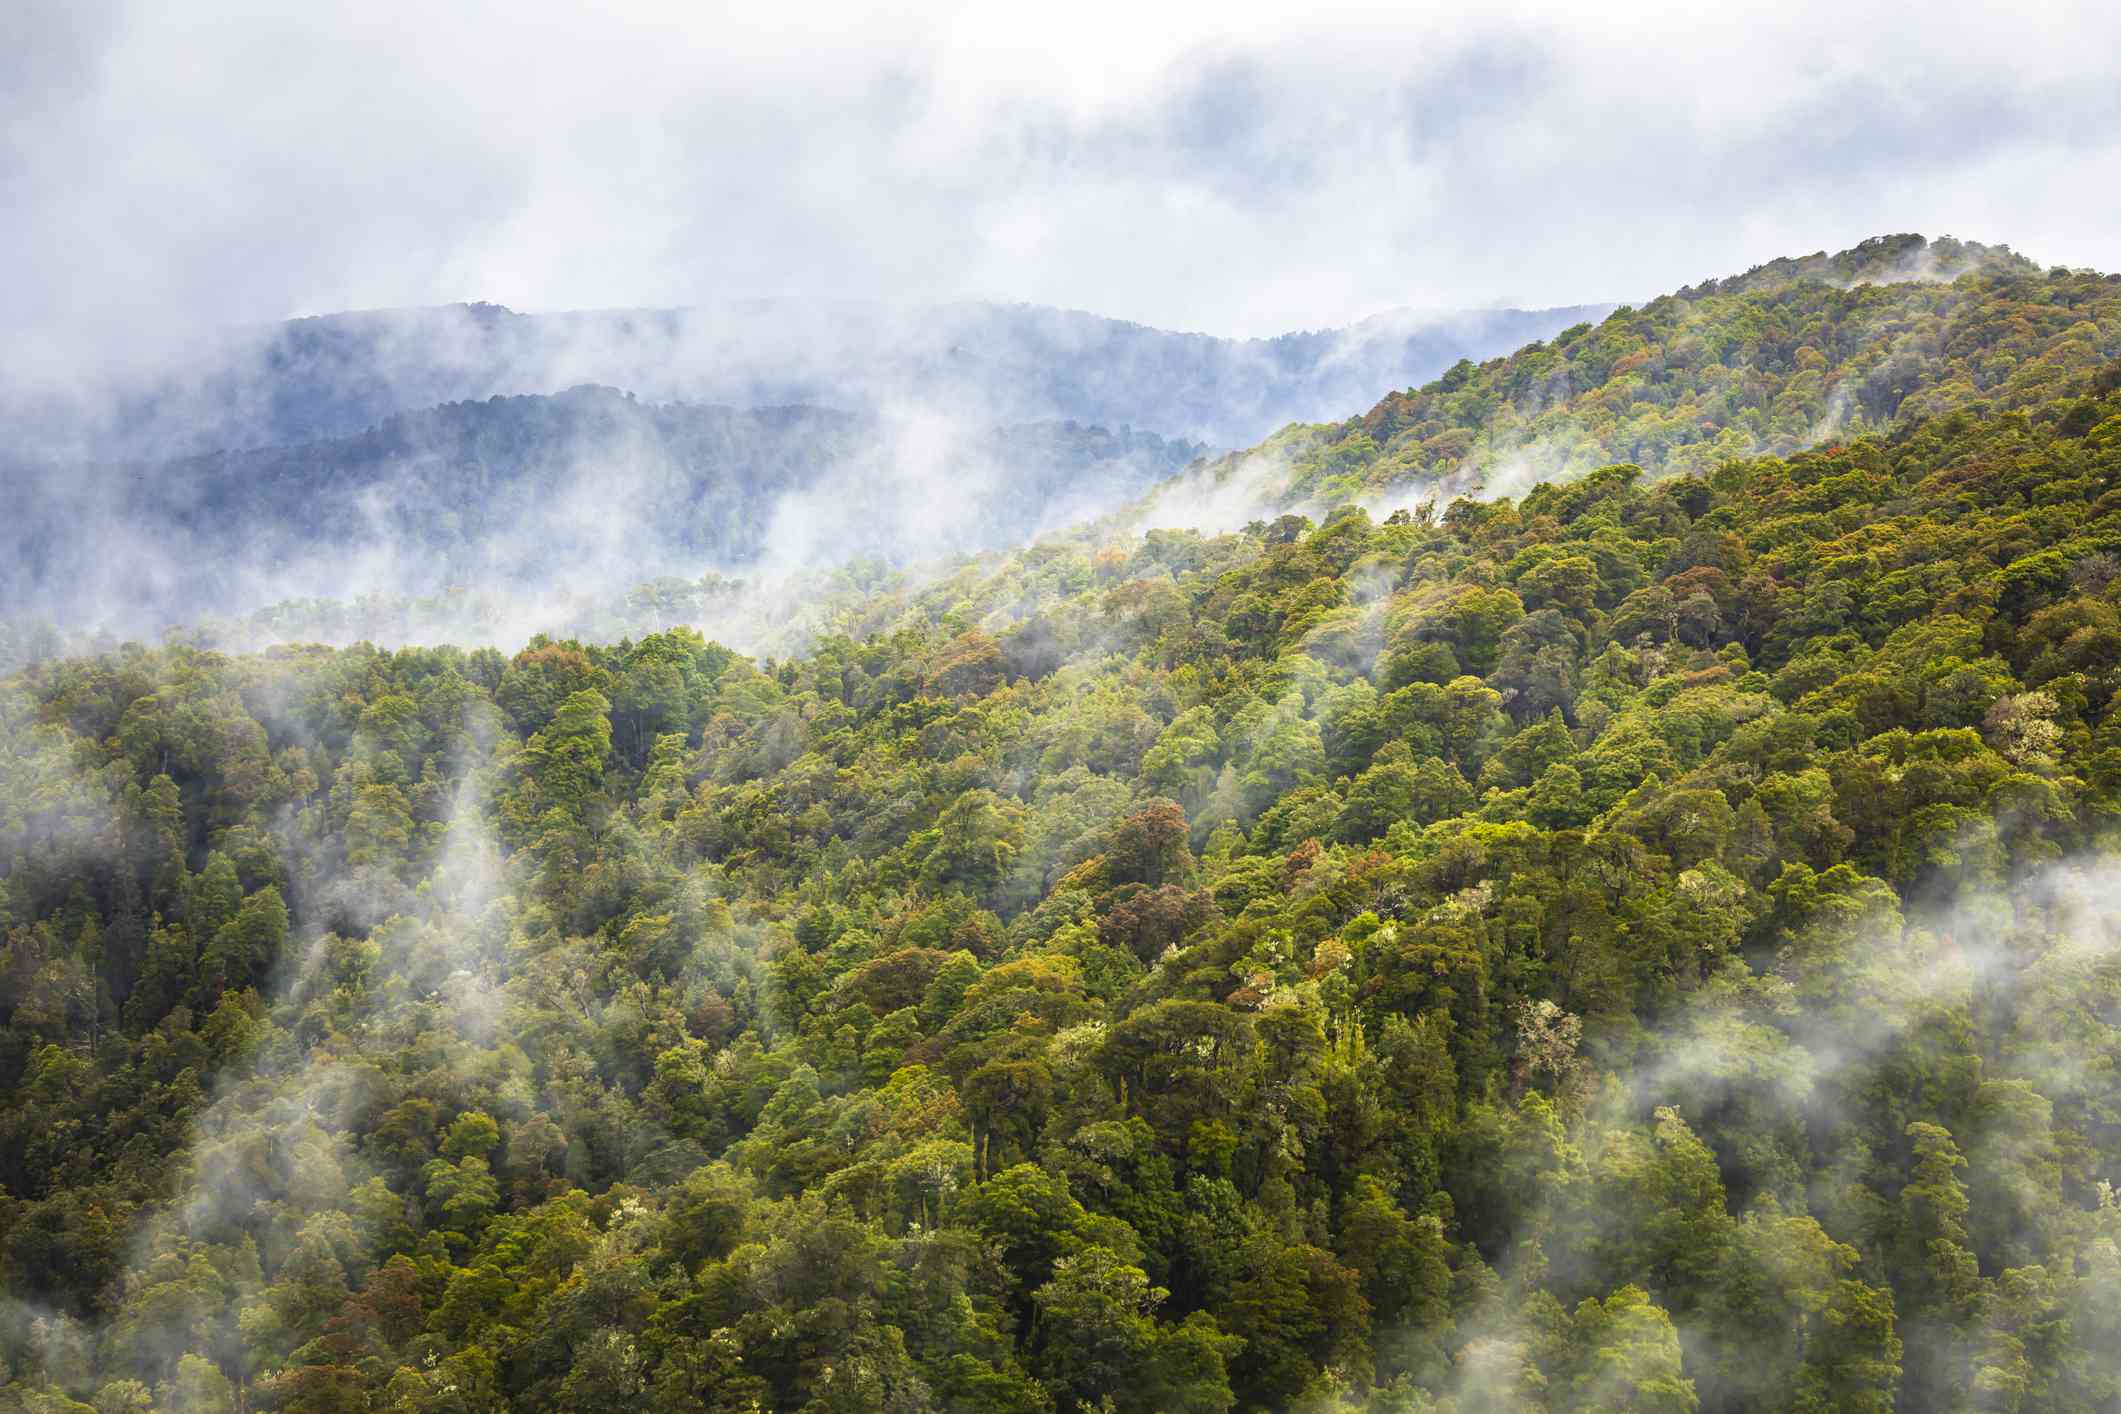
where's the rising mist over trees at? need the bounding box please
[1194,236,2112,509]
[2,299,1607,644]
[4,388,1205,639]
[5,238,2121,1411]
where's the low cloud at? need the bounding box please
[4,0,2117,382]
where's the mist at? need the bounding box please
[7,0,2120,364]
[5,2,2121,1409]
[0,294,1616,658]
[1,298,1612,465]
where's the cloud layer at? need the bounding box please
[6,0,2119,381]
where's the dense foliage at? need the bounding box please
[1230,235,2120,505]
[6,246,2121,1411]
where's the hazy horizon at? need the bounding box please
[10,0,2119,373]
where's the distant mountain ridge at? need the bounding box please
[5,297,1613,462]
[21,235,2105,651]
[7,386,1205,632]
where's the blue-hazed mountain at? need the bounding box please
[5,297,1611,463]
[6,386,1204,634]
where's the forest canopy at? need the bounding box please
[1202,235,2119,510]
[5,238,2121,1411]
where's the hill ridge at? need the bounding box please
[1177,233,2117,515]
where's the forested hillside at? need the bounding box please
[1212,235,2120,508]
[5,244,2121,1411]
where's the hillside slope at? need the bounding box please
[1194,234,2121,509]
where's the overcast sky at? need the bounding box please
[6,0,2119,364]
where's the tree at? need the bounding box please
[1337,1175,1454,1380]
[1551,1286,1697,1413]
[1031,1245,1163,1409]
[1223,1239,1371,1407]
[1897,1121,1984,1408]
[513,688,614,832]
[164,1355,237,1414]
[963,1163,1133,1323]
[195,884,287,1001]
[1793,1280,1903,1413]
[1146,1312,1242,1414]
[920,789,1026,904]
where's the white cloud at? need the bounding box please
[3,0,2117,370]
